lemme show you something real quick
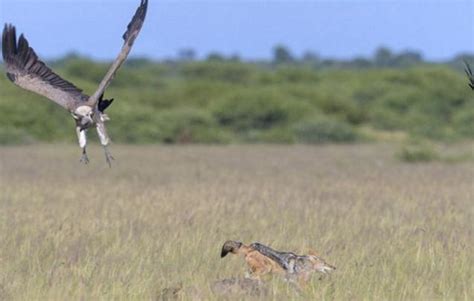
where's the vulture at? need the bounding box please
[2,0,148,166]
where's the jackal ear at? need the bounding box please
[308,249,320,256]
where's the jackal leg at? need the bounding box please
[76,126,89,164]
[96,122,114,167]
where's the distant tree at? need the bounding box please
[301,51,320,66]
[349,57,372,68]
[392,51,423,67]
[452,53,474,63]
[177,48,196,62]
[126,57,153,68]
[449,53,474,71]
[273,44,294,64]
[229,53,241,62]
[51,52,83,67]
[207,52,225,61]
[374,47,393,67]
[319,59,338,68]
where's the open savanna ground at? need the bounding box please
[0,144,473,300]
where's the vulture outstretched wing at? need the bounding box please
[88,0,148,106]
[2,24,88,111]
[464,61,474,90]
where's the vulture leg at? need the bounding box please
[96,122,114,167]
[76,126,89,164]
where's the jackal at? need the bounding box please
[221,241,335,285]
[220,240,285,280]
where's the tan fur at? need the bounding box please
[221,241,335,286]
[290,250,336,287]
[220,241,285,280]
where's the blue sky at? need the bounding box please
[1,0,473,61]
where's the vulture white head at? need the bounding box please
[73,106,95,131]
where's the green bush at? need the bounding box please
[1,59,473,144]
[405,115,451,140]
[274,67,320,83]
[452,107,474,138]
[212,90,294,131]
[293,117,358,144]
[180,61,255,84]
[396,141,439,162]
[62,58,109,83]
[369,107,405,131]
[242,127,295,144]
[0,127,35,145]
[112,108,228,144]
[154,108,229,143]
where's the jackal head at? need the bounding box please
[221,240,243,258]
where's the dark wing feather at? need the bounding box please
[2,24,88,110]
[98,93,114,113]
[123,0,148,43]
[88,0,148,106]
[464,61,474,90]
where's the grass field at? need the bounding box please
[0,144,473,300]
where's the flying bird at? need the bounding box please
[2,0,148,166]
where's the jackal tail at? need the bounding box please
[307,250,336,273]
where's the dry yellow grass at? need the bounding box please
[0,144,473,300]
